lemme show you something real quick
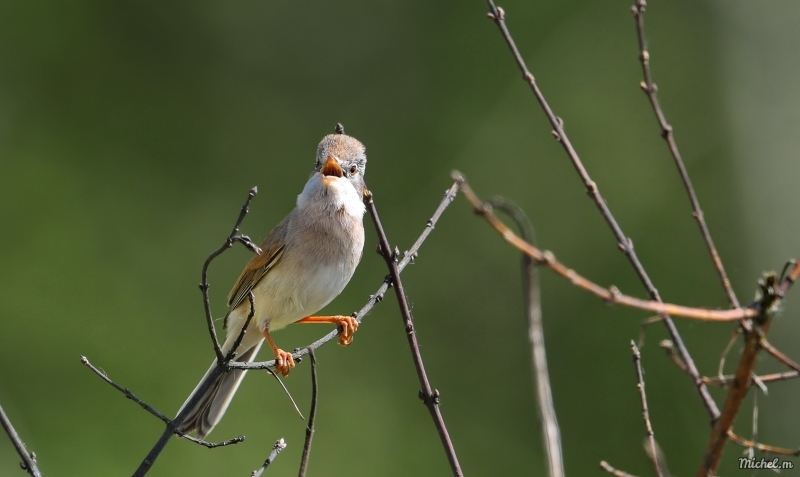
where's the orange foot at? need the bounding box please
[273,348,295,377]
[262,329,295,377]
[297,315,359,346]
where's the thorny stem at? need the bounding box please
[631,0,740,309]
[365,189,463,477]
[484,0,721,421]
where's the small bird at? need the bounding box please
[178,126,367,438]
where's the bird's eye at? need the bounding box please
[349,165,358,176]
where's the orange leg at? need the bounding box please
[262,329,295,377]
[296,315,359,346]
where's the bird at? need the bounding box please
[177,125,367,439]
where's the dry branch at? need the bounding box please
[297,348,319,477]
[0,401,42,477]
[365,189,463,476]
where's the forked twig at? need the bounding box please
[252,438,287,477]
[200,187,262,365]
[0,401,42,477]
[81,356,245,448]
[631,0,739,309]
[488,198,563,477]
[297,348,319,477]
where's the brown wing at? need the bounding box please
[224,215,289,329]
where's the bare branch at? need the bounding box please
[488,198,563,477]
[631,0,739,309]
[631,342,666,477]
[297,348,318,477]
[457,177,755,322]
[727,430,800,456]
[80,356,245,449]
[699,275,782,476]
[200,186,261,365]
[365,188,463,476]
[0,401,42,477]
[483,0,721,421]
[252,438,287,477]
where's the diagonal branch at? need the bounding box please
[365,189,463,476]
[0,401,43,477]
[456,177,755,322]
[81,356,245,449]
[698,274,783,476]
[484,0,721,420]
[631,0,739,309]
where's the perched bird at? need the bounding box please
[178,127,367,438]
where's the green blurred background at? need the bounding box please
[1,1,799,475]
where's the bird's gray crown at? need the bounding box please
[315,134,367,172]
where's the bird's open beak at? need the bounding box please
[320,156,343,178]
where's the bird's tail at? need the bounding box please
[176,338,264,439]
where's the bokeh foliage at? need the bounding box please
[1,1,798,475]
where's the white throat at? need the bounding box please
[297,173,366,218]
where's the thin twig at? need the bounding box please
[631,0,739,309]
[365,189,463,476]
[660,340,800,387]
[761,339,800,373]
[727,430,800,456]
[297,348,318,477]
[488,198,563,477]
[484,0,721,421]
[252,438,288,477]
[200,186,261,365]
[226,293,257,362]
[229,180,462,372]
[0,401,42,477]
[631,342,665,477]
[80,356,245,448]
[600,461,640,477]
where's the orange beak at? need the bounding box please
[320,156,343,178]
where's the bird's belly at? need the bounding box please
[252,259,356,332]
